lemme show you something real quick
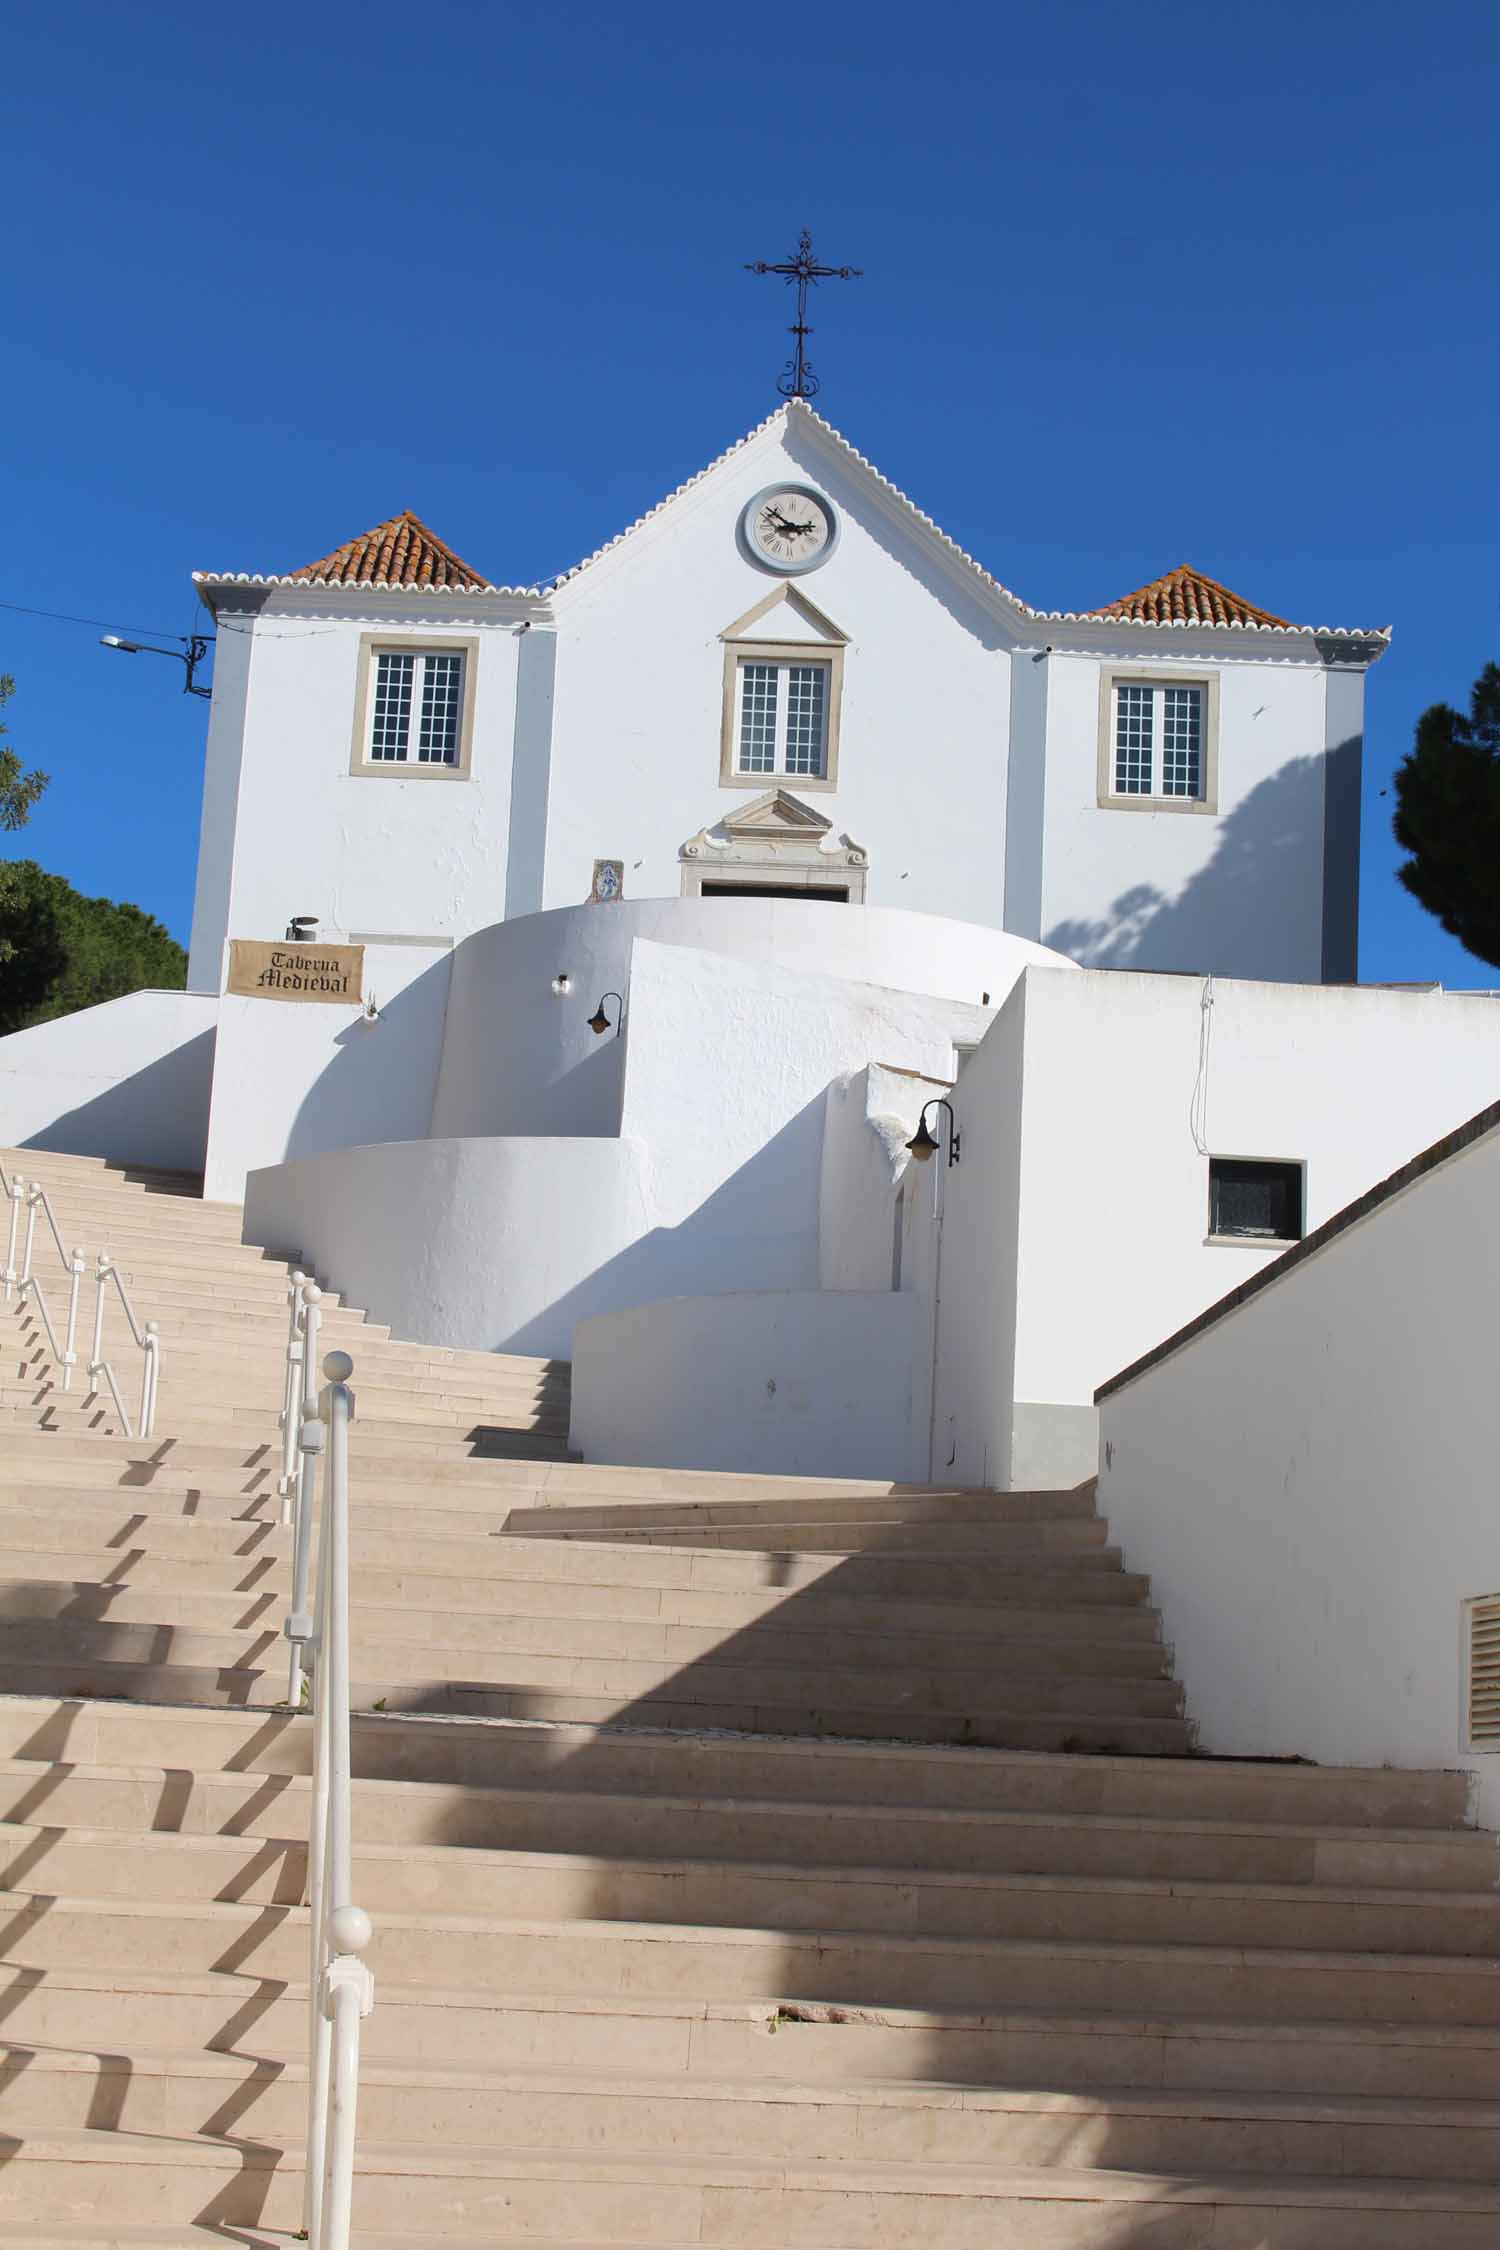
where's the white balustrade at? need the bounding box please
[290,1348,374,2250]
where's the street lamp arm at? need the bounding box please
[100,633,213,698]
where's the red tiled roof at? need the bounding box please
[1089,565,1292,630]
[289,511,490,589]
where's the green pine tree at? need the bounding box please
[1392,662,1500,968]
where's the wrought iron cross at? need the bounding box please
[745,229,862,400]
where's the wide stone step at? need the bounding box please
[0,2126,1498,2244]
[0,1538,1168,1642]
[10,1823,1500,1957]
[509,1488,1096,1532]
[7,1895,1481,2025]
[0,1700,1467,1828]
[0,1610,1185,1707]
[0,1580,1176,1679]
[0,1514,1158,1606]
[12,1964,1500,2107]
[8,1756,1491,1890]
[545,1519,1121,1554]
[0,1654,1194,1751]
[4,2046,1500,2184]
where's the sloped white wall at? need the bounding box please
[0,991,218,1174]
[1098,1111,1500,1821]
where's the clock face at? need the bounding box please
[741,484,838,575]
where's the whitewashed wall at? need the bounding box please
[244,924,996,1356]
[1038,647,1335,982]
[0,991,218,1173]
[191,589,529,992]
[243,1135,654,1357]
[190,586,529,1198]
[203,941,452,1203]
[429,898,1057,1140]
[928,969,1500,1489]
[570,1291,920,1480]
[1097,1108,1500,1823]
[924,985,1028,1489]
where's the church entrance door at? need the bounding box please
[699,881,850,902]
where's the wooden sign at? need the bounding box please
[227,939,365,1005]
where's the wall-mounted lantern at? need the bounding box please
[906,1098,961,1168]
[588,991,625,1038]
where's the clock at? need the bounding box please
[740,483,839,576]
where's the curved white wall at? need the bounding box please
[571,1291,920,1481]
[430,896,1069,1139]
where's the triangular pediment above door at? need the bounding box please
[720,788,832,837]
[719,584,849,646]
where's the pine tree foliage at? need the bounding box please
[0,862,187,1036]
[0,674,48,834]
[1392,662,1500,968]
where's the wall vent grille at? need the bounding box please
[1468,1597,1500,1748]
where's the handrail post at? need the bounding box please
[2,1178,24,1302]
[302,1349,372,2250]
[61,1248,85,1392]
[285,1284,323,1706]
[20,1190,37,1291]
[279,1272,308,1516]
[140,1321,161,1439]
[90,1252,109,1379]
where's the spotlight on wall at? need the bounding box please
[906,1098,961,1168]
[588,990,624,1038]
[355,994,381,1029]
[551,972,573,997]
[286,916,321,942]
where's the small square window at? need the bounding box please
[354,641,473,776]
[1209,1158,1304,1243]
[1099,672,1216,810]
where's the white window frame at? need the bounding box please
[720,643,843,792]
[350,635,478,780]
[1096,668,1219,812]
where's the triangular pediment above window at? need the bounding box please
[721,789,832,837]
[720,585,848,647]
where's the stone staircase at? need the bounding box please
[1,1149,1498,2245]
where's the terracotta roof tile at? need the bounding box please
[1088,564,1292,629]
[289,511,490,590]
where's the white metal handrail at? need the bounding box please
[4,1172,162,1437]
[288,1347,374,2250]
[89,1251,162,1440]
[7,1176,88,1400]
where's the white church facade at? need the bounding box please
[4,398,1496,1488]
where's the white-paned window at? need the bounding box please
[1111,680,1206,800]
[735,657,831,780]
[368,649,465,765]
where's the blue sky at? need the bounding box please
[4,0,1496,981]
